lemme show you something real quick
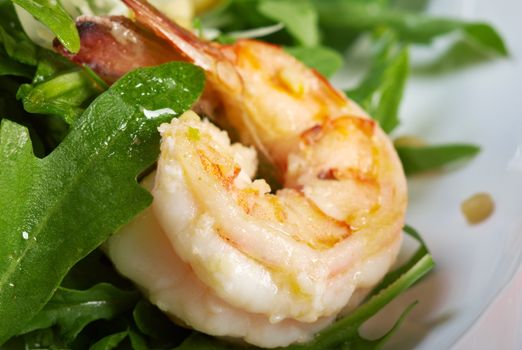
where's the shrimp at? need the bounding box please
[101,0,408,347]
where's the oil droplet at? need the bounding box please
[461,192,495,224]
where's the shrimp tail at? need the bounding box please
[53,16,184,84]
[122,0,219,70]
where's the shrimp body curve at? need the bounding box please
[99,0,408,347]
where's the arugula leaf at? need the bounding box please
[0,46,33,77]
[0,24,38,66]
[20,328,67,349]
[461,23,508,56]
[347,33,409,133]
[90,330,128,350]
[31,50,76,83]
[128,327,149,350]
[336,225,430,350]
[69,318,130,349]
[19,283,139,342]
[258,0,319,47]
[14,51,105,126]
[17,69,102,124]
[0,62,204,345]
[206,0,271,32]
[0,50,76,155]
[176,333,242,350]
[216,23,286,44]
[29,115,70,156]
[339,301,417,350]
[372,47,408,133]
[207,0,507,61]
[413,40,496,75]
[133,299,189,345]
[370,225,430,296]
[313,1,508,55]
[61,248,134,290]
[10,0,80,53]
[285,46,343,78]
[82,64,110,91]
[396,143,480,175]
[0,76,49,157]
[0,0,38,65]
[391,0,430,12]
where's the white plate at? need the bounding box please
[338,0,522,348]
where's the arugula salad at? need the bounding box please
[0,0,507,349]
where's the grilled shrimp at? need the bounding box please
[85,0,408,347]
[107,109,405,347]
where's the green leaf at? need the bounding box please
[1,327,68,350]
[17,69,102,124]
[462,23,508,56]
[258,0,320,47]
[412,39,496,75]
[313,1,508,55]
[23,328,67,349]
[347,33,409,133]
[0,76,50,158]
[0,46,33,77]
[20,283,139,342]
[30,115,70,156]
[10,0,80,53]
[133,299,188,343]
[128,327,148,350]
[372,47,408,133]
[31,50,76,84]
[370,225,430,297]
[176,333,243,350]
[0,62,205,345]
[396,143,480,175]
[69,318,130,349]
[340,301,417,350]
[285,46,343,77]
[391,0,430,12]
[0,0,38,65]
[82,64,110,91]
[89,330,128,350]
[0,25,38,66]
[12,52,97,133]
[61,249,134,290]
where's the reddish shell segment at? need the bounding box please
[53,16,184,84]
